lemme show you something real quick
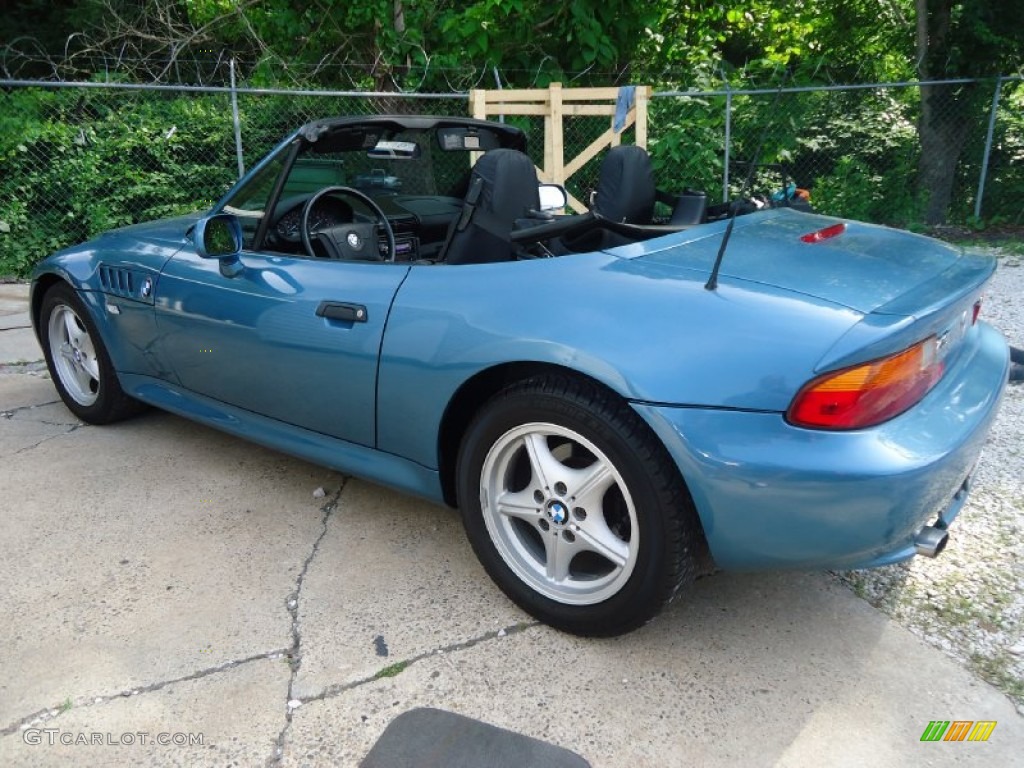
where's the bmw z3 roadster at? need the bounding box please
[31,115,1010,636]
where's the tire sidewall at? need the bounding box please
[457,385,676,635]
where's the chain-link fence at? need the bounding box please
[2,76,1021,277]
[649,78,1023,226]
[0,81,467,275]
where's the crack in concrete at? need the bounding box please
[0,400,60,418]
[0,361,47,374]
[266,481,347,766]
[34,419,84,428]
[0,648,291,739]
[10,424,83,456]
[303,620,541,706]
[0,475,536,755]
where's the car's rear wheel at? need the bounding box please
[457,375,702,636]
[40,283,143,424]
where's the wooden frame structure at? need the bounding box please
[469,83,651,213]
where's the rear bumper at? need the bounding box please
[633,321,1009,571]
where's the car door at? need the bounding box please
[152,246,410,448]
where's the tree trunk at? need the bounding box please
[917,81,973,224]
[370,0,408,112]
[915,0,967,225]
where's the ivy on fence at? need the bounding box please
[1,78,1021,278]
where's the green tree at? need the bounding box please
[5,0,1023,227]
[14,1,657,89]
[914,0,1024,223]
[637,1,911,85]
[435,1,657,86]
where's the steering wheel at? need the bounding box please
[300,186,396,261]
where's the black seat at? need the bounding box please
[442,149,540,265]
[592,145,707,227]
[592,145,657,224]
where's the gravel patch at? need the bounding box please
[833,250,1024,714]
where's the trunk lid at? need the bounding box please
[625,208,994,315]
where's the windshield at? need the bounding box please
[216,120,523,254]
[277,128,474,201]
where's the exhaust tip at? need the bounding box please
[915,525,949,558]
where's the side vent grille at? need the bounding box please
[99,265,140,299]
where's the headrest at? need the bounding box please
[593,145,655,224]
[469,149,540,220]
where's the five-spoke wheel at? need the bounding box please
[39,284,142,424]
[458,376,702,636]
[47,302,100,407]
[480,423,640,606]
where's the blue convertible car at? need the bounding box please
[31,116,1009,636]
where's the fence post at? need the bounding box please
[723,87,732,203]
[230,59,245,179]
[635,86,650,149]
[974,76,1002,221]
[492,66,504,122]
[469,88,486,120]
[544,82,564,185]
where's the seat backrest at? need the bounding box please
[442,149,540,265]
[592,145,656,224]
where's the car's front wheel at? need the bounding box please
[457,376,703,636]
[40,283,143,424]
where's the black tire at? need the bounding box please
[39,283,144,424]
[457,375,703,636]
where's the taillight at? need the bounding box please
[787,337,944,429]
[972,299,982,325]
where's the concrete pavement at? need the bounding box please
[1,282,1022,766]
[0,283,40,365]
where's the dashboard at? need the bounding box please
[266,191,463,261]
[272,195,353,243]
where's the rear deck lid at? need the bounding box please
[623,208,994,315]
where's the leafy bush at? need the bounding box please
[2,80,1020,280]
[648,95,726,198]
[0,88,238,277]
[786,89,921,225]
[811,156,920,224]
[811,157,882,222]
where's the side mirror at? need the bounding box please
[194,213,243,277]
[538,183,568,212]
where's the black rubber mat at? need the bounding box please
[360,707,592,768]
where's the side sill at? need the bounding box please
[120,373,446,505]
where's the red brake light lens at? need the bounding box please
[800,222,846,243]
[787,337,945,429]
